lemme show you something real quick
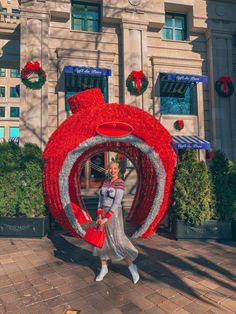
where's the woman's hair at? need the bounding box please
[108,160,120,169]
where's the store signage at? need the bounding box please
[168,73,208,83]
[173,135,211,150]
[176,143,208,149]
[64,66,111,77]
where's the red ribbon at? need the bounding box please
[209,151,214,160]
[129,70,144,93]
[217,76,232,95]
[176,120,184,130]
[24,61,41,72]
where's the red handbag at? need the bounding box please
[84,225,106,248]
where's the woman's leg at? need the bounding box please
[95,259,108,281]
[124,258,140,284]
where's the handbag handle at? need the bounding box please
[96,224,105,232]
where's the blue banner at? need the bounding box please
[167,73,208,83]
[173,136,211,150]
[64,66,111,77]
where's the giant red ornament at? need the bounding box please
[43,88,177,239]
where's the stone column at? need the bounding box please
[121,19,148,109]
[20,3,49,150]
[207,30,236,162]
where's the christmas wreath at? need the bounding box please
[126,70,149,96]
[174,120,184,131]
[21,61,46,90]
[215,76,234,98]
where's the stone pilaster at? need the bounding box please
[121,19,148,109]
[19,1,49,149]
[207,29,236,162]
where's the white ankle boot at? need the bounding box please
[96,265,108,281]
[128,263,140,284]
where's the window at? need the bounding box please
[0,68,6,77]
[0,8,7,12]
[10,69,20,78]
[65,73,108,111]
[0,86,5,98]
[10,127,19,138]
[10,107,20,118]
[71,2,100,32]
[12,9,20,14]
[10,86,20,98]
[0,127,4,138]
[0,107,5,117]
[160,73,197,115]
[162,13,187,41]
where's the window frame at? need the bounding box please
[65,73,108,111]
[159,73,198,116]
[10,69,20,78]
[0,68,6,77]
[12,9,20,14]
[0,126,5,139]
[0,106,5,117]
[10,107,20,118]
[71,1,101,33]
[0,86,6,98]
[10,86,20,98]
[162,12,187,41]
[9,127,20,138]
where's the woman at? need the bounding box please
[93,161,139,284]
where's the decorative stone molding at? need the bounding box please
[56,48,116,65]
[151,56,204,71]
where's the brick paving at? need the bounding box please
[0,230,236,314]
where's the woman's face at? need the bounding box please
[109,163,119,178]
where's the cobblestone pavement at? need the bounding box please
[0,230,236,314]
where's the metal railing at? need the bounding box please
[0,12,19,24]
[90,161,106,174]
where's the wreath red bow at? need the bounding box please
[215,76,234,97]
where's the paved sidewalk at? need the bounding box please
[0,230,236,314]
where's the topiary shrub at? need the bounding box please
[170,150,215,225]
[0,142,46,217]
[18,162,46,217]
[0,142,22,174]
[210,150,236,221]
[21,143,44,169]
[0,172,21,217]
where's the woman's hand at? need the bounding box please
[96,218,102,225]
[100,218,108,226]
[96,214,102,225]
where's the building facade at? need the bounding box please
[0,0,20,142]
[0,0,236,164]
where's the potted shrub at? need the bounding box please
[169,150,231,240]
[0,142,49,237]
[210,150,236,240]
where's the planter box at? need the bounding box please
[171,219,233,240]
[0,216,50,238]
[232,221,236,241]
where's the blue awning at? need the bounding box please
[160,73,208,97]
[64,66,112,76]
[8,137,19,144]
[167,73,208,83]
[173,135,211,150]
